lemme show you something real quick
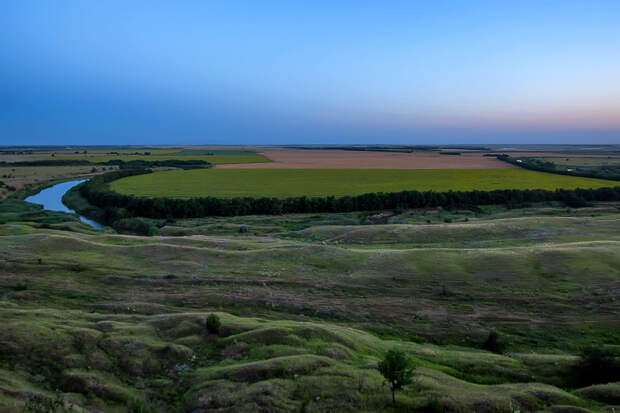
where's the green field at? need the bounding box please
[110,168,617,199]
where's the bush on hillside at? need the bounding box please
[206,314,221,335]
[482,330,505,353]
[112,218,157,236]
[571,346,620,387]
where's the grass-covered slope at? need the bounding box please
[109,168,615,199]
[1,206,619,411]
[0,309,614,412]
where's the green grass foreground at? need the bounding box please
[1,197,620,411]
[110,168,616,199]
[1,203,620,411]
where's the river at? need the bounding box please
[24,179,103,230]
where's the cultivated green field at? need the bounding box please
[110,168,617,199]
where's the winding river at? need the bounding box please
[24,180,103,230]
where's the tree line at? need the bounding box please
[0,158,210,169]
[78,169,620,221]
[497,155,620,181]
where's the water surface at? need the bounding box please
[25,180,103,230]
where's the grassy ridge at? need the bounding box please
[1,202,620,410]
[110,168,616,199]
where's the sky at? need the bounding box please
[1,1,620,145]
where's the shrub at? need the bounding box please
[126,397,157,413]
[378,348,415,405]
[11,282,28,291]
[25,391,73,413]
[420,396,446,413]
[482,330,504,353]
[112,218,157,236]
[69,263,85,272]
[571,346,620,387]
[206,313,221,334]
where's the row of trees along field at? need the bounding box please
[496,155,620,181]
[0,158,210,169]
[78,169,620,221]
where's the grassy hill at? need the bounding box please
[0,202,619,411]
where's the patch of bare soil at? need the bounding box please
[217,150,516,169]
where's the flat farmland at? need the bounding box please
[217,149,512,169]
[56,154,270,165]
[109,168,615,199]
[0,165,115,199]
[0,149,271,165]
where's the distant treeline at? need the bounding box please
[77,170,620,221]
[0,159,210,169]
[0,145,182,152]
[0,159,93,167]
[497,155,620,181]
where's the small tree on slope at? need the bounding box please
[378,349,415,405]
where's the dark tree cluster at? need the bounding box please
[0,158,210,169]
[0,159,93,167]
[570,346,620,387]
[104,159,209,170]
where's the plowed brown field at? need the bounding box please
[217,149,515,169]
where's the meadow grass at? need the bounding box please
[1,203,620,410]
[110,168,617,199]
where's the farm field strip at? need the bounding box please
[1,153,272,165]
[217,149,513,169]
[109,168,617,199]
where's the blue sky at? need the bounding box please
[2,1,620,145]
